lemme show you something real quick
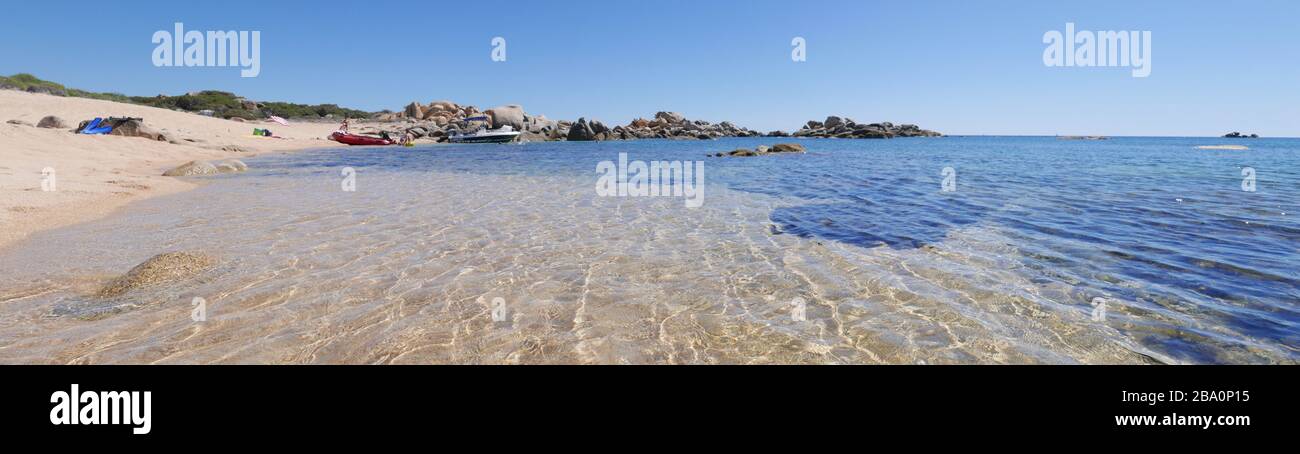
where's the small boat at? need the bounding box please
[330,132,395,146]
[447,117,521,144]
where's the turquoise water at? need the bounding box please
[0,136,1296,364]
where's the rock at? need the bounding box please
[525,115,557,134]
[767,130,789,137]
[163,160,220,177]
[36,115,67,129]
[755,145,770,153]
[426,100,458,115]
[588,119,609,135]
[485,104,526,130]
[218,159,248,173]
[727,148,759,157]
[108,119,169,141]
[567,118,596,141]
[204,144,249,152]
[373,112,401,122]
[1223,132,1259,138]
[770,143,806,153]
[98,252,217,298]
[404,102,425,119]
[518,131,550,142]
[794,116,939,139]
[655,111,686,124]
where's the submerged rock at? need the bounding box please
[215,159,248,173]
[723,143,807,157]
[163,160,219,176]
[97,251,216,298]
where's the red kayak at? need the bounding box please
[330,132,395,146]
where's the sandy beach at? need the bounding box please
[0,90,340,250]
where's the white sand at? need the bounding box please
[0,90,344,250]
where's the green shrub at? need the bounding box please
[3,74,375,119]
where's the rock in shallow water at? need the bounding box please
[97,251,216,298]
[770,143,805,153]
[163,161,219,176]
[723,143,806,157]
[164,159,247,176]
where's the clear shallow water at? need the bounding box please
[0,137,1296,364]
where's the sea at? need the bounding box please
[0,136,1295,364]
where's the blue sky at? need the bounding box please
[2,0,1297,136]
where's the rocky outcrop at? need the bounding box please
[98,251,216,298]
[36,115,67,129]
[376,101,761,143]
[794,116,940,139]
[574,111,761,141]
[567,118,597,141]
[1223,132,1259,138]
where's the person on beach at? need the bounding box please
[336,118,350,135]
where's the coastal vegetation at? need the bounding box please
[0,73,371,120]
